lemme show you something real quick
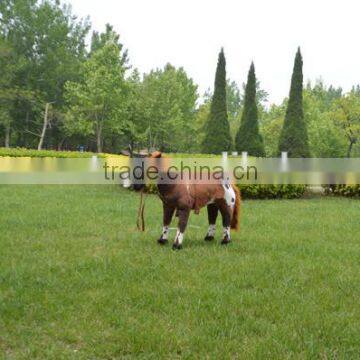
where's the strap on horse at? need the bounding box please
[137,189,146,231]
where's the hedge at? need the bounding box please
[0,147,118,158]
[325,185,360,197]
[143,183,306,199]
[0,148,248,159]
[237,184,306,199]
[1,148,357,199]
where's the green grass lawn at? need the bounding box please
[0,186,359,359]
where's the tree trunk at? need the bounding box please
[347,140,354,158]
[96,124,102,153]
[5,125,10,148]
[38,103,51,150]
[57,138,66,151]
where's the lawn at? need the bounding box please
[0,186,359,359]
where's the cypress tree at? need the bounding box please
[235,62,265,156]
[278,47,310,157]
[202,48,232,153]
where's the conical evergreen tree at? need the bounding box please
[202,48,232,153]
[235,62,265,156]
[278,47,310,157]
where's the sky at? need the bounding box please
[69,0,360,105]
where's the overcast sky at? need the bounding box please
[69,0,360,104]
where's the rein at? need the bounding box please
[136,189,146,231]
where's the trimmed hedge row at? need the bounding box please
[0,147,117,158]
[144,184,306,199]
[237,184,306,199]
[1,148,358,198]
[0,148,246,159]
[325,185,360,197]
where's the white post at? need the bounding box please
[281,151,288,172]
[241,151,248,168]
[222,151,228,160]
[90,155,98,172]
[281,151,288,161]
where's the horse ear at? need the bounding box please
[151,151,162,158]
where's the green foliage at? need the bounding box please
[0,38,33,147]
[331,91,360,157]
[260,102,286,157]
[0,0,90,149]
[278,48,310,157]
[235,63,265,156]
[262,80,355,158]
[65,42,128,153]
[226,80,242,125]
[202,48,232,154]
[136,64,198,152]
[0,146,108,158]
[303,81,346,157]
[326,184,360,197]
[144,182,306,200]
[237,184,306,199]
[194,102,211,149]
[201,79,242,149]
[1,3,360,158]
[90,23,128,65]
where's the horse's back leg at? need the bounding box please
[158,203,175,245]
[172,208,190,250]
[204,203,218,241]
[216,199,231,245]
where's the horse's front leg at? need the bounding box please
[172,208,190,250]
[204,203,218,241]
[217,200,231,245]
[158,203,175,245]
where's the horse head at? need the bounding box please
[121,149,162,191]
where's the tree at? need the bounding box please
[331,92,360,157]
[261,102,287,157]
[203,79,242,141]
[303,81,346,157]
[90,23,128,66]
[202,48,232,153]
[278,47,310,157]
[138,64,198,152]
[235,62,265,156]
[0,39,18,147]
[0,38,34,147]
[0,0,90,149]
[65,42,128,153]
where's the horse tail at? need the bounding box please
[230,185,241,231]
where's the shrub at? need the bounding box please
[0,147,119,158]
[237,184,306,199]
[325,185,360,197]
[144,184,306,199]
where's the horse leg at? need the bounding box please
[158,203,175,245]
[217,200,231,245]
[172,208,190,250]
[204,203,218,241]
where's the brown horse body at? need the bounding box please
[128,151,241,250]
[156,175,241,250]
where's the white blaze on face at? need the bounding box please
[175,229,184,245]
[162,226,169,240]
[222,184,236,209]
[207,224,216,237]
